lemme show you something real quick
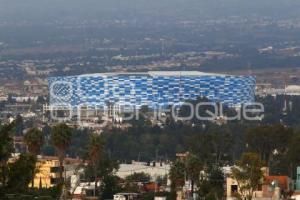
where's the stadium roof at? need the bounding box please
[81,71,230,77]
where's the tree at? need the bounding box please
[84,153,119,198]
[24,128,44,188]
[231,153,264,200]
[84,133,119,198]
[198,166,224,200]
[14,115,24,136]
[246,124,292,164]
[169,160,185,199]
[101,175,122,199]
[51,123,72,186]
[6,153,36,193]
[185,153,202,198]
[209,127,233,165]
[0,123,15,187]
[125,172,151,183]
[87,134,105,196]
[286,134,300,178]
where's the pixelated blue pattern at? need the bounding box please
[48,73,255,108]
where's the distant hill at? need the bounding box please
[0,0,300,22]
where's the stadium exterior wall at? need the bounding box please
[48,71,256,109]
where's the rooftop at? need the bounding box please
[264,176,290,189]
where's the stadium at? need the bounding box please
[48,71,256,109]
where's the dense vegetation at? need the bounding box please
[2,95,300,199]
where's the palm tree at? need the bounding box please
[169,159,185,197]
[185,153,202,199]
[24,128,44,155]
[87,134,104,196]
[51,123,72,186]
[24,127,44,188]
[0,122,15,186]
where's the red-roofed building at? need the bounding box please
[262,176,293,198]
[227,167,294,200]
[143,182,160,192]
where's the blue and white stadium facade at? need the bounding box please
[48,71,256,109]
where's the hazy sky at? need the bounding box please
[0,0,300,22]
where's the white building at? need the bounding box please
[116,161,170,181]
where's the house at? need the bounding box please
[32,156,61,188]
[116,161,170,181]
[295,167,300,190]
[262,176,293,198]
[291,167,300,200]
[226,167,293,200]
[72,182,97,200]
[32,156,82,188]
[143,182,161,192]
